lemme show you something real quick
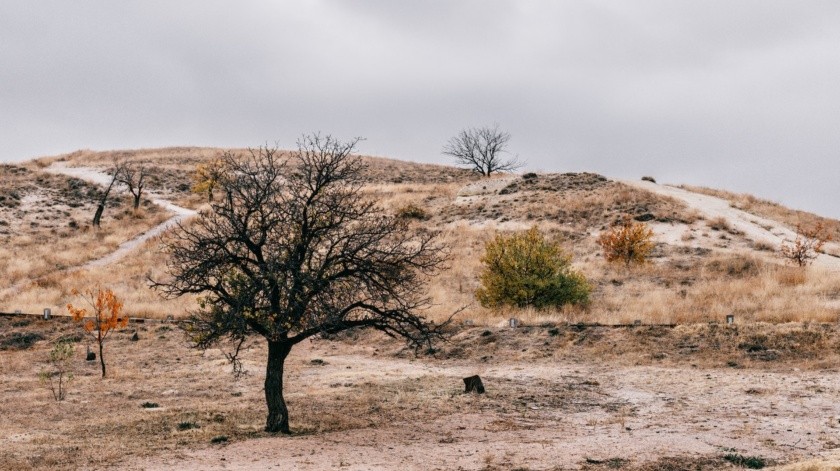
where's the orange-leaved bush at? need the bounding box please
[597,218,655,267]
[67,287,127,378]
[476,226,590,309]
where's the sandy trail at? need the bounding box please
[44,162,197,269]
[0,164,196,301]
[622,179,840,272]
[129,338,840,470]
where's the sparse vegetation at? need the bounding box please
[476,226,590,309]
[396,202,429,220]
[723,453,767,469]
[177,421,200,431]
[38,340,75,401]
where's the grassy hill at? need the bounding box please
[2,147,839,326]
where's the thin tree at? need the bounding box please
[442,124,521,177]
[92,163,122,227]
[191,158,225,202]
[153,134,448,434]
[118,162,148,210]
[780,222,831,267]
[66,287,127,378]
[39,340,75,401]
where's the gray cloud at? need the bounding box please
[1,1,838,216]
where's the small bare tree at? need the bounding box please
[38,340,75,401]
[117,162,147,210]
[153,134,448,434]
[443,124,521,177]
[780,222,831,267]
[92,163,122,227]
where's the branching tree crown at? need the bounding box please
[67,286,127,378]
[154,134,447,434]
[117,161,148,210]
[780,221,831,267]
[443,124,521,177]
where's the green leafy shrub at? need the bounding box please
[476,226,590,309]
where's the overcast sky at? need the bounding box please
[2,1,839,216]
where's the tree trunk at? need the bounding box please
[265,340,292,433]
[133,193,141,210]
[98,340,106,378]
[92,204,104,227]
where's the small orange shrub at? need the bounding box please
[597,218,655,267]
[67,287,127,378]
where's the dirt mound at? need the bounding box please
[499,171,611,194]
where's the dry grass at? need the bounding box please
[0,164,172,311]
[681,184,840,242]
[423,221,840,327]
[6,148,840,329]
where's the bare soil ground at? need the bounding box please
[3,316,840,470]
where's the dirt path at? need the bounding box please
[128,339,840,470]
[44,162,196,270]
[0,164,197,301]
[622,179,840,272]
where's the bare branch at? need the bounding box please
[152,134,449,433]
[442,124,522,176]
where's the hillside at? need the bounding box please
[2,147,839,325]
[3,147,840,470]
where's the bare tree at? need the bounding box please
[118,162,147,210]
[92,163,121,227]
[780,222,831,267]
[153,134,448,434]
[443,124,521,176]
